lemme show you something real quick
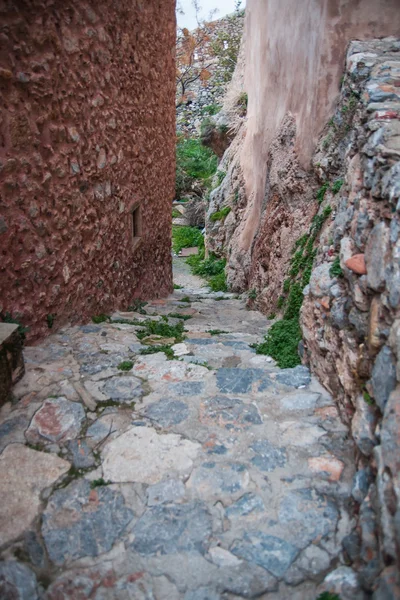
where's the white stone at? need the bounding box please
[0,444,70,546]
[172,343,191,357]
[209,546,243,567]
[102,427,200,484]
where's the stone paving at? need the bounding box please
[0,259,359,599]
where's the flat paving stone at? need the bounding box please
[143,398,190,427]
[25,397,85,445]
[0,560,39,600]
[132,501,212,556]
[147,478,186,506]
[168,381,205,396]
[226,492,265,518]
[231,533,299,578]
[216,368,271,394]
[187,462,250,502]
[201,396,262,429]
[250,440,287,472]
[67,439,96,468]
[42,479,134,565]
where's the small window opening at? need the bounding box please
[131,204,142,247]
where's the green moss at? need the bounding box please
[330,256,344,278]
[92,314,109,324]
[117,361,134,371]
[248,289,257,300]
[139,345,175,360]
[316,182,329,204]
[210,206,231,222]
[90,478,110,489]
[172,208,182,219]
[167,313,193,321]
[317,594,341,600]
[253,319,302,368]
[46,314,56,329]
[173,283,184,289]
[137,319,185,343]
[363,390,374,406]
[172,226,204,254]
[180,296,191,303]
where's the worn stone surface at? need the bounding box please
[0,561,38,600]
[0,445,70,546]
[42,479,134,565]
[0,259,358,598]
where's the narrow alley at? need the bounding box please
[0,259,357,599]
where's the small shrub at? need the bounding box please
[176,136,218,198]
[316,183,329,204]
[268,313,276,320]
[200,104,221,116]
[139,345,174,360]
[172,226,204,253]
[253,318,302,368]
[209,271,227,292]
[172,208,182,219]
[248,289,257,300]
[117,361,133,371]
[216,170,227,186]
[186,252,228,293]
[92,314,109,324]
[363,390,374,406]
[331,179,344,195]
[330,256,343,278]
[210,206,231,222]
[46,314,56,329]
[277,296,285,309]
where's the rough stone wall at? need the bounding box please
[301,39,400,595]
[0,0,176,341]
[207,0,400,301]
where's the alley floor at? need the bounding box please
[0,258,357,599]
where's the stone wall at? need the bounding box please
[301,39,400,595]
[0,0,176,341]
[206,0,400,302]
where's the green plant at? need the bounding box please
[210,206,231,222]
[237,92,248,110]
[137,319,185,343]
[127,299,147,314]
[90,478,110,489]
[186,251,228,292]
[277,296,285,309]
[172,226,204,254]
[117,361,134,371]
[363,390,374,406]
[253,319,302,369]
[92,314,109,324]
[1,312,29,341]
[207,329,228,335]
[180,296,191,303]
[216,170,227,186]
[316,183,329,204]
[172,208,182,219]
[331,179,344,195]
[176,136,218,198]
[46,314,56,329]
[248,289,257,300]
[173,284,183,289]
[268,313,276,320]
[330,256,344,278]
[283,279,291,293]
[316,594,341,600]
[139,345,174,360]
[200,104,221,116]
[168,313,192,321]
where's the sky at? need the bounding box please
[177,0,245,30]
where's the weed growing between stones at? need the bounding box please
[168,313,193,320]
[317,183,329,204]
[172,225,205,253]
[127,299,147,314]
[186,251,228,292]
[180,296,192,303]
[112,318,144,326]
[253,205,333,368]
[207,329,229,335]
[330,256,343,278]
[136,319,185,343]
[92,314,109,324]
[172,208,182,218]
[139,345,175,360]
[248,289,257,300]
[46,314,56,329]
[174,284,184,289]
[316,594,341,600]
[90,478,110,489]
[363,390,374,406]
[210,206,231,222]
[268,313,276,320]
[117,361,134,371]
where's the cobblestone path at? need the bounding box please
[0,259,357,599]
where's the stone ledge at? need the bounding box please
[0,323,25,405]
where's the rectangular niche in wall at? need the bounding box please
[131,203,142,249]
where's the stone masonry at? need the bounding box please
[0,259,360,599]
[0,0,176,341]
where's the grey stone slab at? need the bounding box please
[371,345,397,411]
[0,560,39,600]
[184,588,221,600]
[131,501,212,555]
[25,397,85,445]
[0,415,29,452]
[42,479,134,565]
[143,398,189,427]
[23,531,45,569]
[275,366,311,388]
[67,439,96,468]
[250,440,287,472]
[101,375,144,403]
[202,396,262,428]
[187,462,249,502]
[231,533,299,578]
[280,392,320,412]
[147,478,186,506]
[226,492,265,518]
[216,368,270,394]
[168,381,205,396]
[278,488,339,549]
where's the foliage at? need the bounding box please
[180,296,191,303]
[168,313,193,321]
[139,345,174,360]
[216,170,227,186]
[176,136,218,198]
[248,289,257,300]
[90,478,109,489]
[363,390,374,406]
[1,312,29,341]
[317,183,329,204]
[330,256,343,278]
[200,104,221,116]
[210,21,242,84]
[127,299,147,314]
[331,179,344,195]
[172,208,182,219]
[46,314,56,329]
[316,594,341,600]
[117,361,133,371]
[186,251,228,292]
[174,284,184,289]
[268,313,276,320]
[172,225,204,253]
[92,314,109,324]
[253,319,302,368]
[210,206,231,222]
[136,319,185,343]
[207,329,228,335]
